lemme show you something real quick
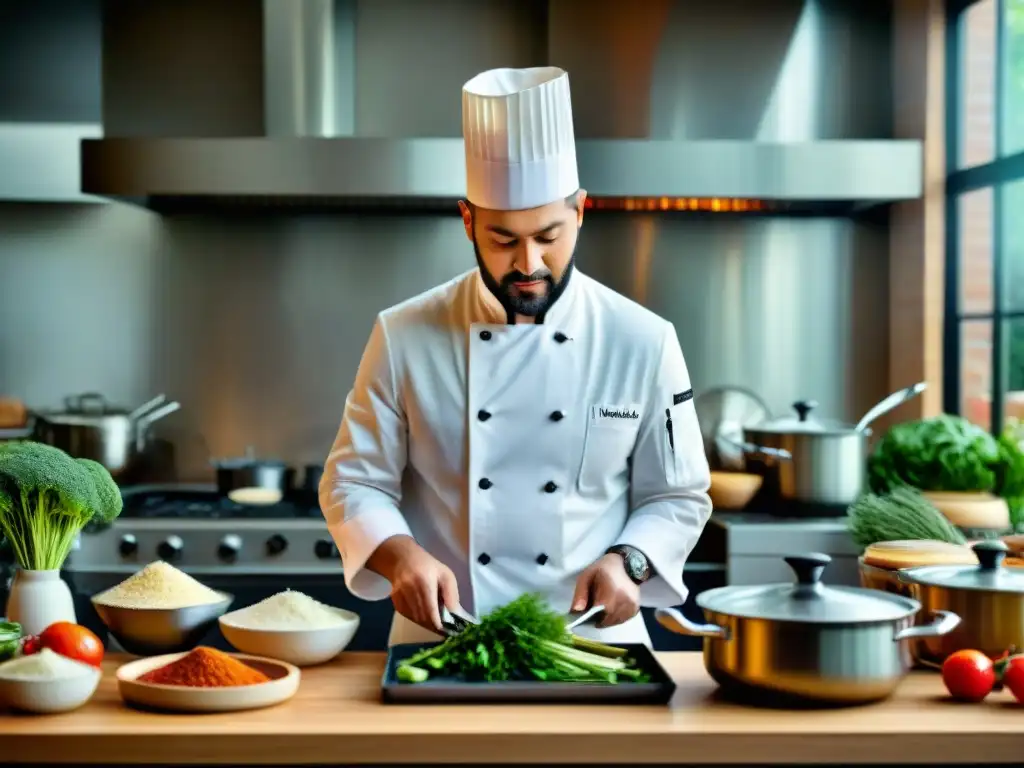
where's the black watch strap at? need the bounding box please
[605,545,652,585]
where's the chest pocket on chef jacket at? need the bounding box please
[576,404,642,497]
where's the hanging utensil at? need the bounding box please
[693,386,772,471]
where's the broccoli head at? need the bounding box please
[76,458,123,523]
[0,441,123,570]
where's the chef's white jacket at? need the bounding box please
[320,268,712,646]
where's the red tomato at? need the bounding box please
[1001,656,1024,703]
[38,622,104,668]
[942,649,996,702]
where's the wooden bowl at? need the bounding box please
[709,471,762,510]
[116,652,300,713]
[921,491,1011,530]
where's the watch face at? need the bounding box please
[625,551,645,580]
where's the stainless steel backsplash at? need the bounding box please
[0,203,889,479]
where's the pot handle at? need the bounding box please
[720,435,792,461]
[654,607,729,640]
[133,401,181,451]
[892,610,961,642]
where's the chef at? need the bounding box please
[320,66,712,647]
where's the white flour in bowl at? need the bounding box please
[0,648,96,680]
[92,561,224,609]
[226,590,349,630]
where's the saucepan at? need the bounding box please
[727,382,927,506]
[898,540,1024,667]
[33,393,181,478]
[654,552,960,707]
[212,447,295,506]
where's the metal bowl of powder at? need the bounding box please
[91,561,234,656]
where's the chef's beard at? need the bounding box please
[473,238,577,322]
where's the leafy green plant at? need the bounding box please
[867,415,1024,529]
[0,441,122,571]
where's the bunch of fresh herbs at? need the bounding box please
[396,593,649,684]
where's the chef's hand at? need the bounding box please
[367,535,460,633]
[571,553,640,628]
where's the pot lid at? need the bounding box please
[696,553,919,623]
[40,393,130,424]
[900,540,1024,593]
[751,400,857,435]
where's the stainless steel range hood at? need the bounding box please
[81,0,922,214]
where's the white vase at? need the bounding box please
[5,569,77,635]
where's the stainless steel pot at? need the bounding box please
[34,393,181,477]
[654,552,960,707]
[737,382,927,505]
[212,448,294,505]
[899,540,1024,667]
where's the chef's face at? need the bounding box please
[459,191,587,318]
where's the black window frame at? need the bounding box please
[944,0,1024,434]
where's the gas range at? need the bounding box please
[67,485,340,576]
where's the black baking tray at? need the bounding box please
[380,642,676,704]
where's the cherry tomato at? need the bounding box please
[19,635,40,656]
[1001,656,1024,703]
[38,622,104,667]
[942,649,996,702]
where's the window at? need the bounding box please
[946,0,1024,435]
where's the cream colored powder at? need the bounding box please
[0,648,95,680]
[226,589,348,630]
[92,561,224,609]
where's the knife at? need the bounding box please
[439,604,479,637]
[439,603,607,637]
[566,604,606,632]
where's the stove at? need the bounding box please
[50,485,398,651]
[69,485,340,576]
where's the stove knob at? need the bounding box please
[217,534,243,562]
[119,534,138,558]
[314,539,338,560]
[266,534,288,556]
[157,535,184,562]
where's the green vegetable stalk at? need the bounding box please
[396,593,650,685]
[847,486,967,548]
[0,442,122,571]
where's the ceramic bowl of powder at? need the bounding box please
[91,561,233,656]
[0,647,102,713]
[219,590,360,666]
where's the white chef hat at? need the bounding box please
[462,66,579,211]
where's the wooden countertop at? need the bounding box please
[0,652,1021,765]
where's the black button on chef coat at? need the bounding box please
[480,330,492,341]
[549,410,564,421]
[478,477,493,490]
[478,553,491,565]
[543,481,558,493]
[553,331,568,343]
[478,409,491,421]
[536,553,549,565]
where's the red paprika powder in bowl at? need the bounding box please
[138,647,269,687]
[116,646,300,713]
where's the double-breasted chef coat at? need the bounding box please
[320,267,713,646]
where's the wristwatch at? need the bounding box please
[605,545,652,585]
